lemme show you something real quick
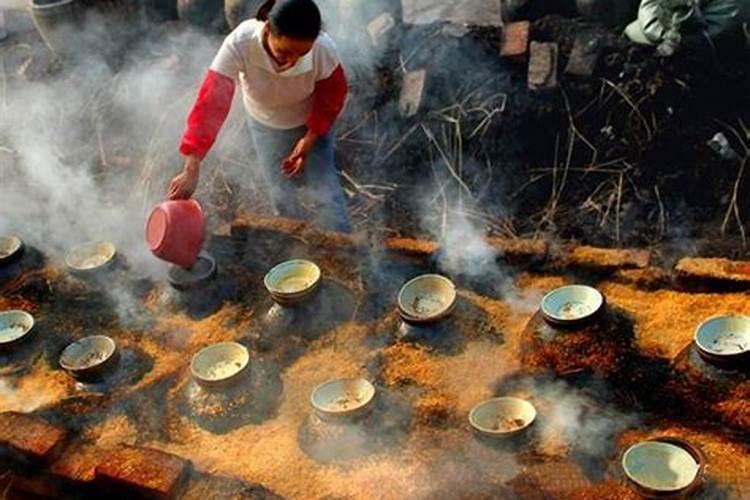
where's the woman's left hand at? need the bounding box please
[282,131,318,178]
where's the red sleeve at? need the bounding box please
[306,65,348,137]
[179,69,235,159]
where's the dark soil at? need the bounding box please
[335,15,750,255]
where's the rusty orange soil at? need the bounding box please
[599,282,750,359]
[1,257,750,499]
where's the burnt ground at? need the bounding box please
[334,15,750,256]
[0,226,749,499]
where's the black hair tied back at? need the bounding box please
[256,0,321,40]
[256,0,275,21]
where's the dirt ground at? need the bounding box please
[1,230,749,499]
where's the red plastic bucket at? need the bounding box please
[146,199,205,268]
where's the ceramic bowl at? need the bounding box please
[468,397,537,437]
[0,310,35,349]
[694,314,750,368]
[310,378,376,419]
[397,274,457,325]
[65,241,116,273]
[621,438,705,498]
[264,259,321,306]
[0,235,24,264]
[59,335,119,382]
[541,285,604,326]
[191,342,250,389]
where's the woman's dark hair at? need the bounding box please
[256,0,321,40]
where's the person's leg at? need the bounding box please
[0,10,7,42]
[247,119,305,220]
[302,129,352,233]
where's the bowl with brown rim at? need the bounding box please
[621,437,705,498]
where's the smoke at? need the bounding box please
[0,378,45,413]
[4,21,232,212]
[418,182,526,304]
[0,15,233,328]
[437,210,499,278]
[503,376,640,463]
[539,382,636,457]
[0,0,424,324]
[317,0,402,80]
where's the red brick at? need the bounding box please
[384,237,439,257]
[230,212,306,239]
[528,41,558,90]
[567,246,651,271]
[0,412,68,464]
[49,443,99,485]
[94,445,191,499]
[486,237,549,262]
[5,472,62,497]
[675,257,750,291]
[613,267,671,290]
[230,212,356,251]
[499,21,530,58]
[366,12,395,48]
[399,69,426,117]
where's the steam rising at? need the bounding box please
[532,378,639,459]
[0,23,232,278]
[0,379,45,413]
[0,4,650,498]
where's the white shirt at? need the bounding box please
[210,19,341,130]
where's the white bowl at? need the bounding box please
[264,259,321,305]
[191,342,249,388]
[0,235,23,263]
[398,274,457,324]
[0,310,35,347]
[694,315,750,357]
[65,241,116,272]
[622,440,701,494]
[541,285,604,325]
[310,378,376,418]
[468,397,537,437]
[59,335,118,380]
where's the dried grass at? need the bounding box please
[560,481,639,500]
[413,392,458,427]
[717,383,750,430]
[380,343,440,388]
[600,282,750,359]
[522,316,628,377]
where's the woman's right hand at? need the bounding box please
[168,156,201,200]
